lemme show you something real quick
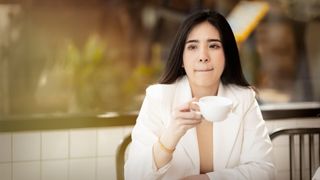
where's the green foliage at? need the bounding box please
[56,35,163,113]
[122,44,164,110]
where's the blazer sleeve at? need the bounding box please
[207,90,276,180]
[124,85,173,180]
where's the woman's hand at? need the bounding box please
[160,98,202,150]
[181,174,210,180]
[153,98,202,169]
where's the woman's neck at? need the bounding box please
[190,83,220,98]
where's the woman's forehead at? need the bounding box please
[186,21,221,41]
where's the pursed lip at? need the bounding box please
[194,68,214,72]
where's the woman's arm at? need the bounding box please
[153,101,202,169]
[125,86,202,179]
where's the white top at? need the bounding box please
[125,76,275,180]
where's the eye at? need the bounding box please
[209,44,221,49]
[186,44,197,50]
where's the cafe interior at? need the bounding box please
[0,0,319,179]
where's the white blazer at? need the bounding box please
[125,76,275,180]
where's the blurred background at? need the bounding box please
[0,0,319,180]
[0,0,319,116]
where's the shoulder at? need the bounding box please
[227,84,256,98]
[228,84,256,97]
[146,83,177,100]
[145,76,187,99]
[225,84,257,109]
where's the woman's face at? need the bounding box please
[183,21,225,89]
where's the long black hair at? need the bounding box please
[159,9,250,88]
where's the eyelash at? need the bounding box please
[186,44,221,50]
[187,45,197,50]
[209,44,221,49]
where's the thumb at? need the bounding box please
[177,98,198,112]
[177,101,190,112]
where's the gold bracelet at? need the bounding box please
[158,137,175,154]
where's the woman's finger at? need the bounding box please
[175,111,202,120]
[176,118,202,125]
[175,98,199,112]
[189,101,200,112]
[175,101,190,112]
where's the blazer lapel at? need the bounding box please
[172,77,200,171]
[180,128,199,170]
[214,83,242,170]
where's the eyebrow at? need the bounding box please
[186,39,222,44]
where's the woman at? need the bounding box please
[125,9,275,180]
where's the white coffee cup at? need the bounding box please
[192,96,233,122]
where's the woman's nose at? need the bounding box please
[199,48,210,63]
[199,58,209,63]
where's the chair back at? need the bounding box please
[116,134,131,180]
[270,128,320,180]
[116,128,320,180]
